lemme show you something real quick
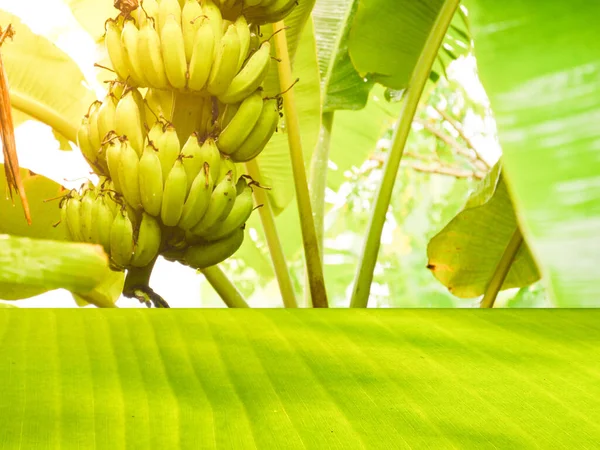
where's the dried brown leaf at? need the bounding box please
[0,24,30,224]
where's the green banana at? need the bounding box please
[199,137,221,183]
[105,19,130,81]
[77,117,100,170]
[160,158,188,226]
[60,199,72,240]
[89,194,103,245]
[200,178,254,241]
[183,227,244,269]
[88,101,102,151]
[178,162,213,230]
[96,196,115,253]
[146,119,165,147]
[138,20,169,89]
[65,196,84,242]
[115,90,145,156]
[141,0,159,23]
[187,20,215,91]
[96,95,117,144]
[138,144,164,216]
[218,42,270,104]
[161,14,188,90]
[103,188,120,216]
[80,190,96,243]
[190,170,236,234]
[217,155,236,184]
[180,133,204,188]
[121,19,148,87]
[202,0,223,55]
[131,212,162,267]
[118,138,142,210]
[105,136,123,192]
[217,90,263,155]
[182,0,203,62]
[110,208,134,267]
[245,0,297,24]
[207,24,241,96]
[234,15,250,72]
[157,125,181,180]
[157,0,182,33]
[230,98,279,162]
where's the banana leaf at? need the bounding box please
[0,310,599,447]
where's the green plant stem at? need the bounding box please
[10,90,78,143]
[305,110,335,307]
[201,265,249,308]
[272,21,329,308]
[480,228,524,308]
[349,0,460,308]
[245,160,298,308]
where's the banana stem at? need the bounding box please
[305,111,335,307]
[272,21,329,308]
[349,0,461,308]
[480,228,523,308]
[9,90,78,143]
[201,265,249,308]
[123,260,170,308]
[245,160,298,308]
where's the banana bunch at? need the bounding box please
[216,90,279,161]
[60,179,162,269]
[104,0,273,98]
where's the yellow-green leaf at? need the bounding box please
[0,10,94,143]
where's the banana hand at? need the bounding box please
[131,212,162,267]
[183,227,244,269]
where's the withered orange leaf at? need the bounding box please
[0,24,30,224]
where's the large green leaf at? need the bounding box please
[0,310,599,447]
[0,235,115,306]
[328,84,402,189]
[427,163,540,298]
[466,0,600,306]
[347,0,470,89]
[313,0,373,110]
[259,16,321,213]
[0,10,95,143]
[0,165,67,241]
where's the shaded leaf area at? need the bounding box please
[0,164,67,240]
[0,234,114,306]
[327,84,401,188]
[0,10,94,143]
[1,310,600,447]
[312,0,372,111]
[348,0,470,90]
[259,17,321,214]
[427,163,540,298]
[465,0,600,306]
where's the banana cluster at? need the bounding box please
[60,172,250,270]
[60,179,162,269]
[77,84,279,175]
[67,0,293,275]
[106,0,275,98]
